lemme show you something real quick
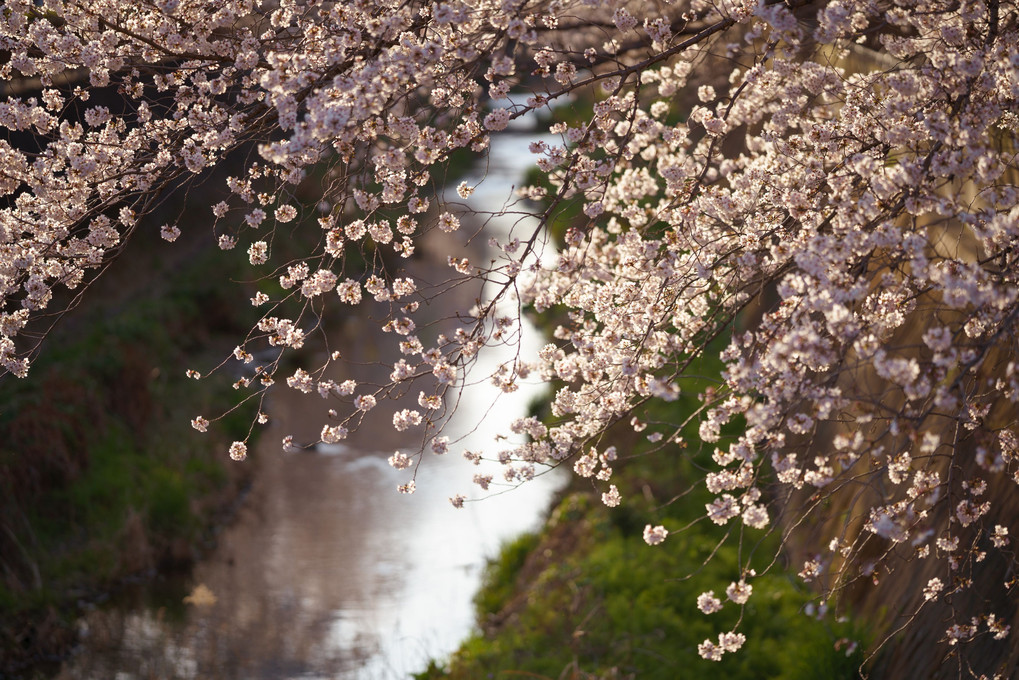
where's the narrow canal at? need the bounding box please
[55,117,565,679]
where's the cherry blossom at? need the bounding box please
[3,0,1019,669]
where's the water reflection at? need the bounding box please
[57,124,565,679]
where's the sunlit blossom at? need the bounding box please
[2,0,1017,667]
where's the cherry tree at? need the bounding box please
[2,0,1019,672]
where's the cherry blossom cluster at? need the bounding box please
[3,0,1019,669]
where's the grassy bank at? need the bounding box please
[418,378,866,679]
[0,232,258,678]
[417,129,867,675]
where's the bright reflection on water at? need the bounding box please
[56,121,566,679]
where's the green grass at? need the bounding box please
[0,236,260,674]
[416,279,867,679]
[474,531,543,620]
[423,464,866,679]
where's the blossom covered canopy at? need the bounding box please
[2,0,1018,668]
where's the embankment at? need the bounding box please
[0,217,257,678]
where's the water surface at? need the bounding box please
[56,123,565,680]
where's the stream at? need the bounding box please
[55,115,565,679]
